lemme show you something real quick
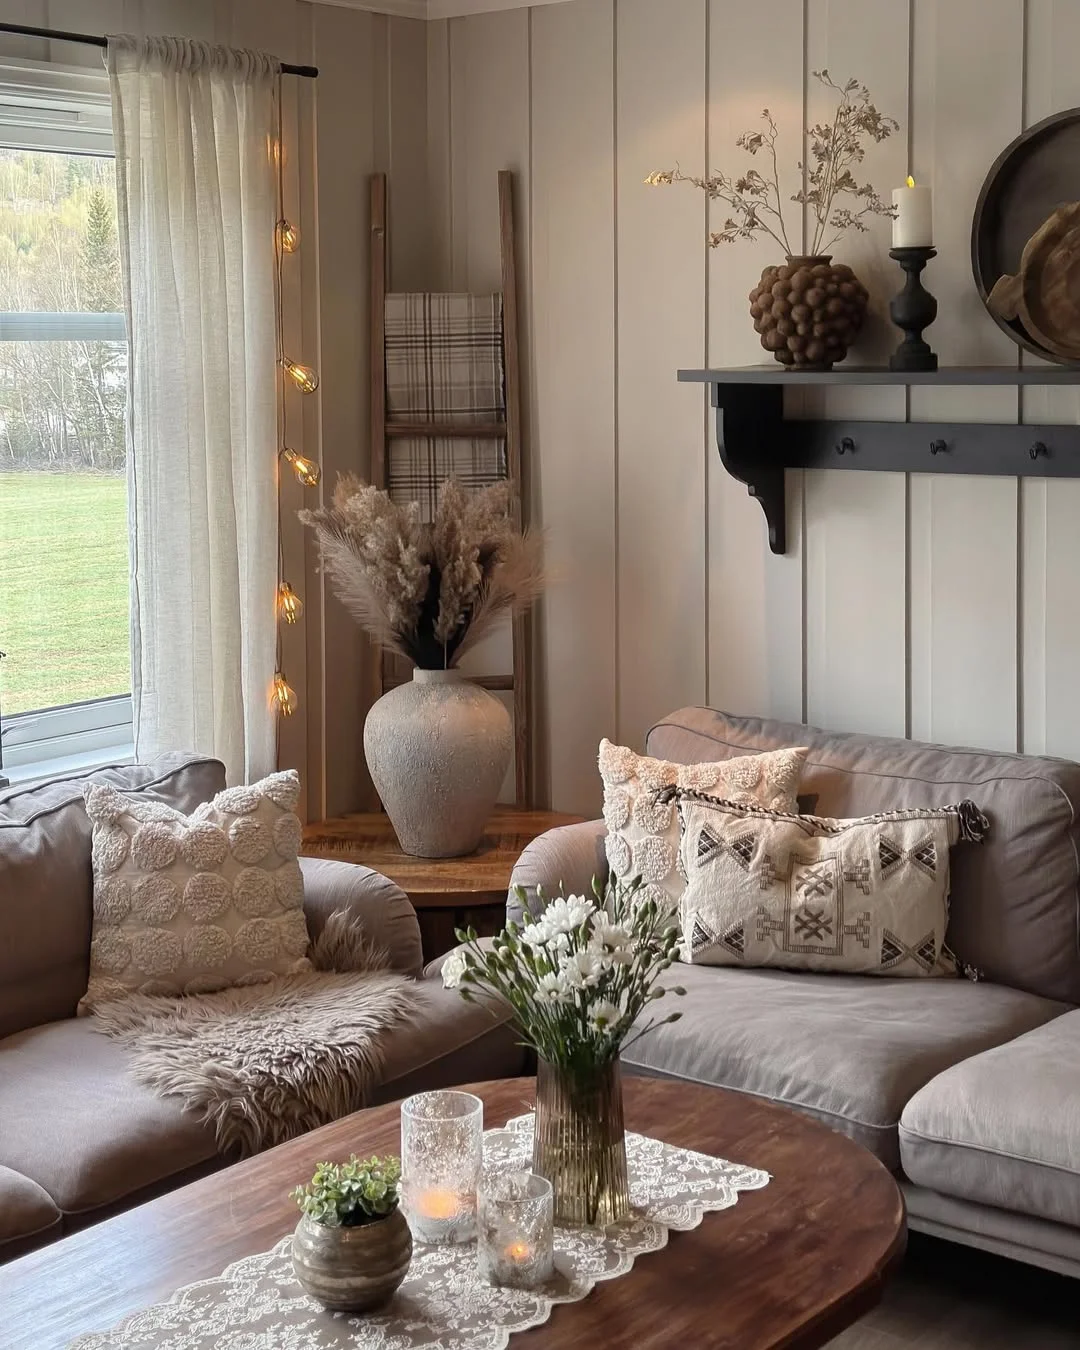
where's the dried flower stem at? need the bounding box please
[647,70,899,256]
[300,478,546,670]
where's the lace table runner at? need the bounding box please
[70,1114,770,1350]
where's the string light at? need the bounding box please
[277,218,300,253]
[272,77,313,727]
[283,357,319,394]
[281,447,321,487]
[272,672,298,718]
[277,580,303,624]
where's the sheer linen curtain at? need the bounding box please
[108,37,280,785]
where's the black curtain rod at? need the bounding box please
[0,21,318,78]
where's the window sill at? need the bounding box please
[2,740,135,790]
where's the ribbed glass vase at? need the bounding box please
[532,1056,630,1227]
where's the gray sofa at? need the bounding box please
[0,753,523,1263]
[510,706,1080,1278]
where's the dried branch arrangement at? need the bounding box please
[646,70,899,256]
[300,478,545,670]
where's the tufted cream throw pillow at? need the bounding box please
[676,793,989,976]
[598,738,807,908]
[80,769,311,1010]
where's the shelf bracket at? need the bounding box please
[704,380,1080,557]
[712,384,787,555]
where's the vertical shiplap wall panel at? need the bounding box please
[443,8,530,794]
[47,0,125,58]
[425,19,454,290]
[1020,0,1080,759]
[616,0,707,747]
[313,3,378,816]
[531,0,616,815]
[293,2,325,813]
[128,0,219,38]
[908,0,1023,753]
[803,0,910,738]
[371,13,391,175]
[448,9,530,294]
[388,18,430,291]
[230,0,312,808]
[706,0,805,724]
[0,1,48,60]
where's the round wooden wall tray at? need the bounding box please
[972,107,1080,365]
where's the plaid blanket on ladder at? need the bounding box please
[384,292,507,521]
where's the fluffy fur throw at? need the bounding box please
[91,910,415,1156]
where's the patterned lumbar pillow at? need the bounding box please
[81,769,311,1010]
[598,739,807,908]
[675,792,988,977]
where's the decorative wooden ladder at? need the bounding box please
[368,170,532,806]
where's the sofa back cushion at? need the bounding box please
[647,708,1080,1004]
[0,755,225,1037]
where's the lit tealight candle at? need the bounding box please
[477,1172,554,1290]
[892,175,933,249]
[401,1089,483,1245]
[416,1189,463,1222]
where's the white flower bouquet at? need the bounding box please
[444,878,684,1226]
[442,879,684,1072]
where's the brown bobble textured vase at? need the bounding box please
[749,255,869,370]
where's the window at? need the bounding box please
[0,60,132,785]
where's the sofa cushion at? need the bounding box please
[0,976,523,1219]
[647,707,1080,1003]
[598,738,806,908]
[0,755,226,1037]
[621,962,1064,1169]
[0,1018,220,1215]
[677,795,980,977]
[372,970,524,1103]
[81,771,310,1010]
[0,1166,61,1260]
[900,1010,1080,1228]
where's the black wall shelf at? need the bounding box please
[678,365,1080,555]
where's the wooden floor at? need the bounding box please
[828,1233,1080,1349]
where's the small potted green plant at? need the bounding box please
[291,1155,411,1312]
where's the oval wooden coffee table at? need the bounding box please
[0,1077,905,1350]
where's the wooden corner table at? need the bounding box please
[302,806,584,960]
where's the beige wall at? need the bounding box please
[14,0,1080,824]
[426,0,1080,818]
[0,0,429,820]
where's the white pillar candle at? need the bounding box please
[892,176,933,248]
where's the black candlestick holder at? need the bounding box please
[888,246,938,372]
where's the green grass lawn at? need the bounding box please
[0,471,130,715]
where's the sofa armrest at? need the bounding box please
[300,856,423,977]
[507,820,607,926]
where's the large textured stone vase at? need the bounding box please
[364,669,512,858]
[749,255,869,369]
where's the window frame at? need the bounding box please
[0,57,133,788]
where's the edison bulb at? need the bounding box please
[282,447,321,487]
[283,358,319,394]
[277,218,300,253]
[271,672,298,717]
[277,580,303,624]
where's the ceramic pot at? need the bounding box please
[749,255,869,370]
[364,669,512,858]
[291,1208,412,1312]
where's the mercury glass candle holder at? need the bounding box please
[400,1090,483,1244]
[477,1171,555,1289]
